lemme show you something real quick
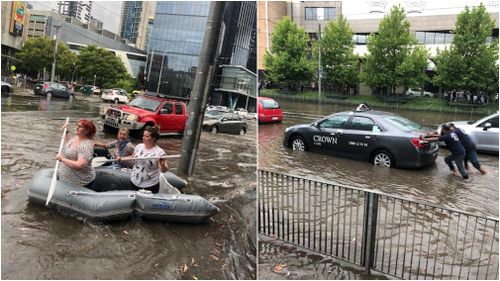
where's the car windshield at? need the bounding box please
[205,110,225,119]
[261,99,279,109]
[128,97,161,111]
[385,115,423,131]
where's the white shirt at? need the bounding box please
[131,144,166,188]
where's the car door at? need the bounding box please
[473,115,499,151]
[54,83,64,97]
[171,102,186,132]
[158,102,175,132]
[343,116,381,161]
[312,114,350,155]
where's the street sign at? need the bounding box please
[10,65,16,71]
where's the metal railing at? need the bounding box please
[258,169,499,279]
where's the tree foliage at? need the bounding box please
[360,5,428,95]
[76,45,129,88]
[16,36,78,81]
[263,17,314,91]
[15,36,53,75]
[433,4,498,95]
[316,14,359,94]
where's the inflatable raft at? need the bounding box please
[27,167,220,223]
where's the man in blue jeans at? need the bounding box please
[448,123,487,175]
[421,125,468,179]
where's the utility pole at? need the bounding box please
[50,25,62,82]
[318,21,322,105]
[177,2,224,176]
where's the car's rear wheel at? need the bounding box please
[211,126,218,134]
[1,86,10,94]
[239,127,246,135]
[372,150,394,168]
[291,135,307,151]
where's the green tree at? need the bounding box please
[360,5,428,95]
[16,36,77,80]
[263,17,314,92]
[15,36,53,76]
[433,4,499,96]
[77,45,129,88]
[317,14,359,94]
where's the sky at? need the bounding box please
[30,1,123,34]
[28,0,498,35]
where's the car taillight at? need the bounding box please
[411,138,427,149]
[43,84,48,89]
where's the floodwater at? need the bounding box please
[1,91,256,279]
[258,98,499,279]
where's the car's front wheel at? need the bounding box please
[1,86,10,94]
[239,127,246,135]
[372,150,394,167]
[291,135,307,151]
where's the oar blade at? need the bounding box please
[46,117,69,206]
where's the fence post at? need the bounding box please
[362,192,379,274]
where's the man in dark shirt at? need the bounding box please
[448,123,486,175]
[421,125,469,179]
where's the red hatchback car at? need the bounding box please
[257,97,283,123]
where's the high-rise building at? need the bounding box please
[144,1,256,110]
[119,1,142,45]
[57,1,92,24]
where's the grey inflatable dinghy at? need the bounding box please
[27,167,220,223]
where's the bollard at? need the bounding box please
[362,192,379,274]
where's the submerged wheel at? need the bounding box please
[47,92,53,99]
[114,98,119,104]
[239,127,246,135]
[211,126,218,134]
[373,150,394,168]
[291,136,307,151]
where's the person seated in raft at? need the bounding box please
[117,126,168,194]
[94,128,135,168]
[56,119,97,190]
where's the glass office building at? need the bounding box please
[145,1,257,109]
[146,1,210,96]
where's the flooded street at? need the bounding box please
[258,98,498,279]
[1,92,256,279]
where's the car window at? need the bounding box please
[479,115,499,128]
[261,99,280,109]
[385,115,423,131]
[349,116,376,131]
[175,103,183,115]
[318,115,349,129]
[162,103,173,114]
[128,97,161,111]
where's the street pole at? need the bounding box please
[50,25,61,82]
[157,51,166,94]
[318,21,322,105]
[93,74,96,86]
[177,1,224,176]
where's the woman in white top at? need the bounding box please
[118,126,168,193]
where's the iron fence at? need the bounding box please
[258,169,499,279]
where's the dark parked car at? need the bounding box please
[1,81,13,94]
[202,111,247,135]
[283,104,439,168]
[34,82,74,99]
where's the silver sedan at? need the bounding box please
[439,112,499,153]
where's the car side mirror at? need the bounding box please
[221,118,227,122]
[483,122,492,131]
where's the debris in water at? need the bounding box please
[123,230,129,235]
[192,275,198,280]
[180,263,188,272]
[274,263,285,273]
[209,255,219,261]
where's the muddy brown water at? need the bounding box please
[258,98,498,279]
[1,92,256,279]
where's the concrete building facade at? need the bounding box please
[1,1,30,72]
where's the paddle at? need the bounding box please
[46,117,69,206]
[92,155,181,167]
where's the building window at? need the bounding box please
[305,7,318,20]
[305,7,337,20]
